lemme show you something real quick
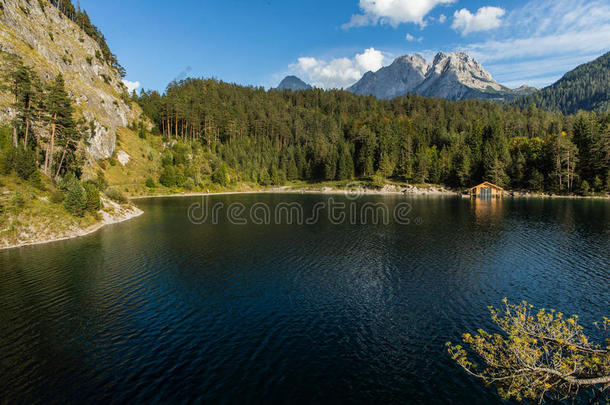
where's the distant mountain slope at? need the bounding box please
[348,52,536,102]
[277,76,311,91]
[347,54,428,99]
[515,52,610,114]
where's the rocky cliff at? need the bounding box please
[347,54,429,99]
[415,52,504,100]
[349,51,536,101]
[0,0,140,160]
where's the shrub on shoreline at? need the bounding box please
[105,187,128,204]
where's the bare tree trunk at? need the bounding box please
[44,113,57,175]
[12,95,18,148]
[24,99,31,148]
[55,140,70,180]
[557,153,562,190]
[566,151,572,191]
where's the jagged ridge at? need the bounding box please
[347,54,428,100]
[348,51,537,101]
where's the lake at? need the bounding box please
[1,194,609,404]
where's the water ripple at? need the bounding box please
[0,195,608,404]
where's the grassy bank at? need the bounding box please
[0,171,142,249]
[0,173,97,247]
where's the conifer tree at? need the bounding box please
[10,62,39,148]
[43,74,75,176]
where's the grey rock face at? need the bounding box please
[278,76,312,91]
[85,116,116,163]
[347,51,537,102]
[415,52,504,100]
[348,54,429,99]
[0,0,140,160]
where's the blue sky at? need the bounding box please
[79,0,610,93]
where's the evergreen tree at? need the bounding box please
[83,182,101,213]
[63,176,87,217]
[43,74,75,176]
[515,51,610,114]
[130,77,610,194]
[9,60,39,148]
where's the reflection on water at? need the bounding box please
[471,197,504,224]
[0,194,608,404]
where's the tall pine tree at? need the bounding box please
[43,74,76,176]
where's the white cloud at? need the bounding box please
[122,79,140,93]
[460,0,610,62]
[296,57,319,71]
[406,33,423,42]
[290,48,390,89]
[486,55,599,88]
[463,30,610,63]
[451,7,505,35]
[343,0,456,28]
[438,14,447,23]
[458,0,610,87]
[355,47,386,72]
[294,0,610,90]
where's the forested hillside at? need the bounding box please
[515,52,610,114]
[136,79,610,194]
[0,0,141,248]
[0,0,140,161]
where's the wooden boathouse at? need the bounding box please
[470,182,504,198]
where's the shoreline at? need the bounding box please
[130,184,460,200]
[508,191,610,200]
[0,199,144,252]
[130,185,610,200]
[3,185,608,251]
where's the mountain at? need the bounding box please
[514,52,610,114]
[278,76,312,91]
[347,54,428,99]
[348,52,536,101]
[0,0,140,160]
[416,52,512,101]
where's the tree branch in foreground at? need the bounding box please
[447,299,609,403]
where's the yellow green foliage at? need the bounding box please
[447,299,610,403]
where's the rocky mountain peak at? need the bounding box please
[347,53,429,100]
[395,53,427,67]
[419,52,503,96]
[277,76,312,91]
[347,50,534,102]
[432,51,448,64]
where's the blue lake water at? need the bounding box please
[1,194,609,404]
